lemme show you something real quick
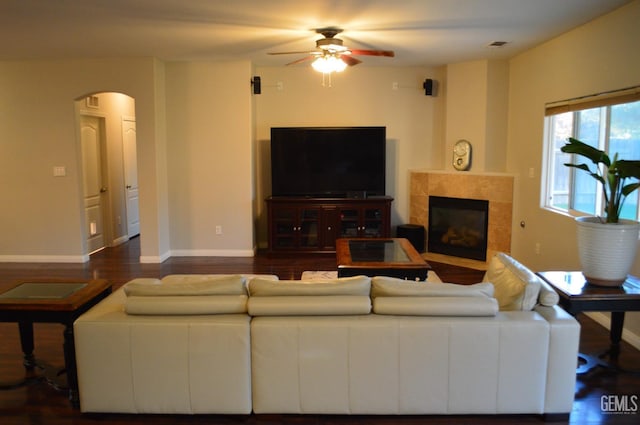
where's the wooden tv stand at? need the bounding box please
[266,196,393,254]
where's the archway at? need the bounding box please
[75,92,138,255]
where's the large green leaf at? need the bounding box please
[563,163,605,185]
[622,182,640,196]
[560,137,611,167]
[561,137,640,223]
[615,160,640,179]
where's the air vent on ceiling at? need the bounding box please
[487,41,509,48]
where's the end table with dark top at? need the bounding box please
[337,238,431,281]
[537,271,640,374]
[0,279,112,407]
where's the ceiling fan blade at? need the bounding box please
[268,51,314,55]
[350,49,395,57]
[340,55,362,67]
[286,55,316,66]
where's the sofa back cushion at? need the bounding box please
[371,276,494,298]
[248,275,370,296]
[125,295,249,315]
[124,274,248,296]
[371,276,497,316]
[122,274,277,315]
[247,276,371,316]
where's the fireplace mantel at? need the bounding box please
[409,170,514,267]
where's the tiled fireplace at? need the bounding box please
[409,171,514,268]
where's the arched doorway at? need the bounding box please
[75,92,139,255]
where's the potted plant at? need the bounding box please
[561,137,640,285]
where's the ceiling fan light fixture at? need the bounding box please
[316,38,348,52]
[312,54,347,73]
[268,27,393,84]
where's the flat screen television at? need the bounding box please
[270,127,386,197]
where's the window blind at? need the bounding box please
[545,85,640,116]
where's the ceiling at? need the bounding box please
[0,0,632,67]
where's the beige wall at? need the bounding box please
[165,61,254,255]
[0,58,168,261]
[0,58,255,261]
[445,61,489,172]
[253,66,445,246]
[507,0,640,339]
[444,59,509,173]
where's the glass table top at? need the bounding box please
[0,283,87,300]
[348,239,410,263]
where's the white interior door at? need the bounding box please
[80,115,106,253]
[122,118,140,238]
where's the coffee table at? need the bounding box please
[0,279,111,407]
[537,271,640,374]
[336,238,431,281]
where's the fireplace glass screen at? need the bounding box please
[428,196,489,261]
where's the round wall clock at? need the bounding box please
[453,139,472,171]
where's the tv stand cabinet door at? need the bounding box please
[336,204,389,238]
[362,205,388,238]
[267,200,322,252]
[321,206,339,250]
[267,203,297,251]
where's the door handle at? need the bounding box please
[100,187,108,193]
[126,185,132,189]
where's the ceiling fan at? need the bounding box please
[268,27,395,70]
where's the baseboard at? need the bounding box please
[0,237,130,263]
[112,235,130,246]
[586,312,640,351]
[0,254,89,263]
[169,249,256,257]
[0,240,254,264]
[139,250,171,264]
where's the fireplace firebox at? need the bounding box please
[428,196,489,261]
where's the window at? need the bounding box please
[543,87,640,220]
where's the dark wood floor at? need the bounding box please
[1,237,639,424]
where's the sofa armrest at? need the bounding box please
[534,305,580,414]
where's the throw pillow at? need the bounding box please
[482,253,541,311]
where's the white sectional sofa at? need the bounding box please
[74,274,277,414]
[73,254,580,419]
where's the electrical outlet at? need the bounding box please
[215,225,222,235]
[535,242,541,254]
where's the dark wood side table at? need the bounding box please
[0,279,111,407]
[537,271,640,374]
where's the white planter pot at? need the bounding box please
[576,216,640,286]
